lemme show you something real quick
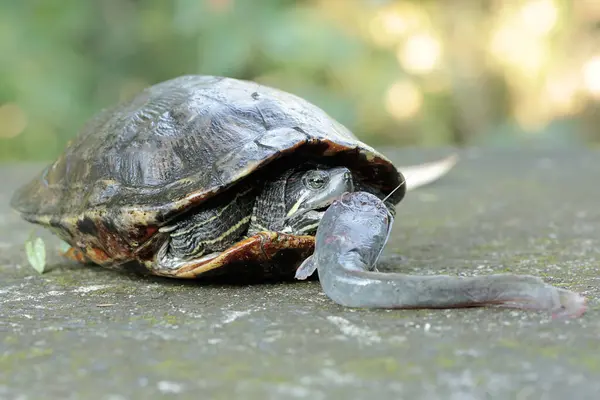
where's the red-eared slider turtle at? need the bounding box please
[11,75,406,279]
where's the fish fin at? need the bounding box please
[295,255,317,280]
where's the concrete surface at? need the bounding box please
[1,148,599,400]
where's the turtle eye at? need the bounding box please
[302,170,330,190]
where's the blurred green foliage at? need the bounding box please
[1,0,599,161]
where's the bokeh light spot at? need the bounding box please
[397,33,441,74]
[490,25,546,76]
[369,4,423,48]
[582,56,600,98]
[545,73,582,116]
[520,0,558,36]
[0,103,28,139]
[380,10,407,37]
[385,80,423,120]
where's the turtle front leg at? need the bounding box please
[152,232,315,279]
[280,210,324,235]
[157,184,256,265]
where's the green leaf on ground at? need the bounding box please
[25,236,46,274]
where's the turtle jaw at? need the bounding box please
[281,166,354,236]
[281,209,327,235]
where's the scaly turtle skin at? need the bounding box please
[11,75,406,280]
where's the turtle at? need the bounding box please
[10,75,406,280]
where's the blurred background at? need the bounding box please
[1,0,599,162]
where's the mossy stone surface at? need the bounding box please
[1,149,599,399]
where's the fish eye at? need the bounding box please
[303,170,330,190]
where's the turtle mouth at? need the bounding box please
[281,207,329,235]
[297,205,331,220]
[283,205,329,223]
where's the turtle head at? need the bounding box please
[281,166,354,235]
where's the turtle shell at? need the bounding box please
[11,75,405,270]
